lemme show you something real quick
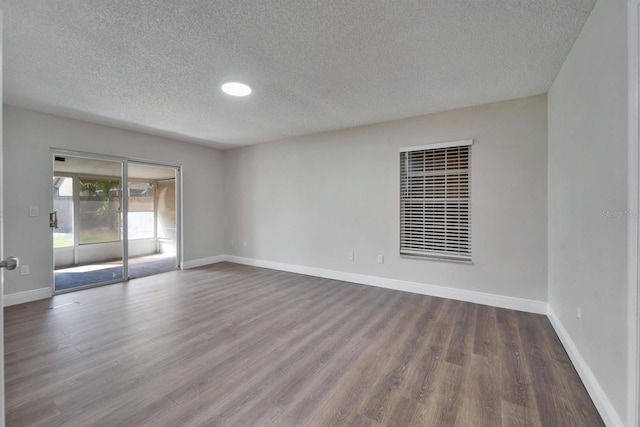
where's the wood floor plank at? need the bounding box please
[4,262,604,426]
[408,361,464,426]
[531,314,605,426]
[361,297,439,424]
[5,396,61,427]
[161,281,362,407]
[496,308,543,427]
[473,304,498,357]
[456,354,501,427]
[305,296,437,427]
[308,352,391,426]
[517,312,562,425]
[155,282,393,426]
[445,301,477,366]
[218,287,394,426]
[403,320,451,405]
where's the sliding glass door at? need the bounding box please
[52,152,181,293]
[53,155,124,291]
[126,162,178,279]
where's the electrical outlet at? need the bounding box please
[20,265,30,275]
[348,251,354,261]
[377,255,384,264]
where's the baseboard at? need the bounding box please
[4,287,53,307]
[224,255,547,315]
[182,255,226,269]
[547,306,623,427]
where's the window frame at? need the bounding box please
[399,139,473,262]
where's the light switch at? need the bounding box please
[29,206,39,217]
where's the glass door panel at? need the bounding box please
[78,177,122,244]
[53,176,74,249]
[126,162,178,279]
[53,155,124,292]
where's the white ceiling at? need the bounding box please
[0,0,595,148]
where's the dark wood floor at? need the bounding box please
[5,262,603,426]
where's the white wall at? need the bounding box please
[224,95,548,303]
[3,106,225,296]
[548,0,628,423]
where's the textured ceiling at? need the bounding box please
[0,0,596,148]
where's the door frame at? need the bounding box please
[628,0,640,425]
[1,8,6,424]
[49,149,183,294]
[126,159,183,276]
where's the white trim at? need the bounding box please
[50,148,181,169]
[399,139,473,152]
[224,255,547,314]
[4,287,52,307]
[122,160,129,280]
[548,307,624,427]
[182,255,226,269]
[629,1,640,425]
[177,166,184,270]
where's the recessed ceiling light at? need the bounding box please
[221,82,252,97]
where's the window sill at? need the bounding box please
[400,253,474,265]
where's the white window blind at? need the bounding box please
[400,140,472,261]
